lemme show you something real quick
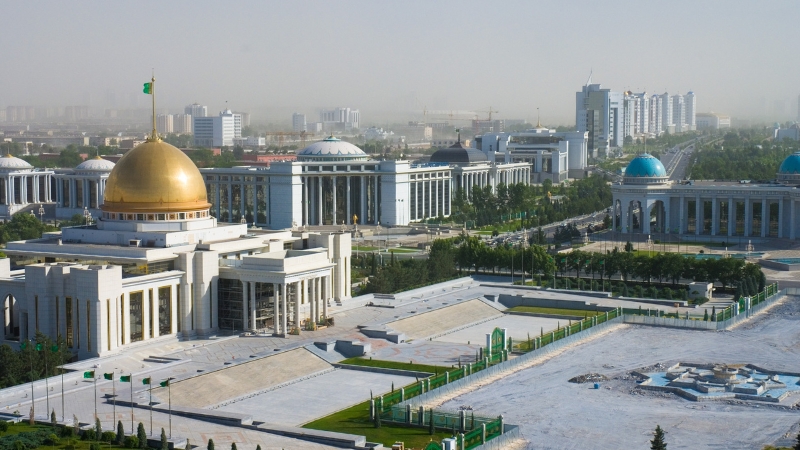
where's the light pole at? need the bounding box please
[646,234,653,258]
[375,223,382,254]
[83,206,92,226]
[38,204,44,224]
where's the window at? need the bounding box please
[158,286,172,335]
[86,301,91,353]
[129,292,143,342]
[65,297,73,348]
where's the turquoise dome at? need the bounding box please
[779,152,800,174]
[624,153,667,178]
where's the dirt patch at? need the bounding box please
[568,373,609,384]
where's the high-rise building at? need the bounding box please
[575,80,623,157]
[156,114,174,134]
[685,91,696,131]
[193,109,237,147]
[797,94,800,121]
[233,112,250,128]
[174,114,193,134]
[649,94,663,135]
[185,103,207,118]
[660,93,673,131]
[633,93,649,135]
[622,93,636,139]
[292,113,307,132]
[672,95,686,133]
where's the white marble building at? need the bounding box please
[612,152,800,239]
[1,136,351,359]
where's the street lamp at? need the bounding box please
[38,204,44,223]
[376,223,382,253]
[646,234,653,258]
[240,215,247,226]
[83,206,92,226]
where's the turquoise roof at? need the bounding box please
[779,152,800,174]
[624,153,667,178]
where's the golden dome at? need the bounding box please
[101,139,210,213]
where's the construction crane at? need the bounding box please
[262,131,315,149]
[474,106,499,121]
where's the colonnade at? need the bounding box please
[456,166,531,199]
[55,177,108,209]
[305,175,379,226]
[613,191,798,239]
[0,172,53,205]
[241,276,331,335]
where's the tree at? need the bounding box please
[256,446,261,450]
[650,425,667,450]
[116,421,125,445]
[429,409,435,435]
[624,241,634,252]
[95,418,102,441]
[137,423,147,449]
[161,428,168,450]
[793,429,800,450]
[703,309,709,321]
[207,439,215,450]
[51,409,57,425]
[0,421,8,434]
[230,444,237,450]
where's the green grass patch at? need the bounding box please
[387,248,417,254]
[353,246,379,251]
[303,400,455,448]
[508,306,605,317]
[339,357,450,374]
[0,422,126,450]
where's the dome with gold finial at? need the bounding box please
[101,139,210,217]
[0,154,33,171]
[75,156,115,173]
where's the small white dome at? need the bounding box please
[75,157,115,172]
[296,136,368,161]
[0,154,33,171]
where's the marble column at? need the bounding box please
[778,199,784,238]
[294,281,301,332]
[744,199,752,236]
[318,177,323,226]
[761,199,768,237]
[695,195,701,235]
[281,283,288,334]
[242,281,249,331]
[346,176,351,225]
[711,198,718,235]
[790,200,796,240]
[273,283,280,334]
[728,197,734,237]
[249,281,256,330]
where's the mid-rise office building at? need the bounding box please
[672,95,686,133]
[193,110,240,147]
[695,113,730,130]
[292,113,307,132]
[685,91,696,131]
[174,114,192,134]
[660,93,673,132]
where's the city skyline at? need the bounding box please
[1,0,799,125]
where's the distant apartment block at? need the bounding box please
[185,103,207,118]
[576,80,623,157]
[696,113,731,130]
[193,110,243,147]
[157,114,174,134]
[320,107,359,131]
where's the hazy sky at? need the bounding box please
[3,0,799,126]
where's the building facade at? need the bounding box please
[612,152,800,239]
[0,155,54,219]
[576,82,623,157]
[1,137,351,359]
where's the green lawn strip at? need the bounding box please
[353,246,379,251]
[387,248,417,254]
[339,357,451,374]
[0,422,126,450]
[303,400,455,448]
[507,306,605,317]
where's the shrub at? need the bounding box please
[90,444,101,450]
[137,423,147,449]
[124,436,139,449]
[60,426,75,438]
[82,429,97,441]
[45,434,60,446]
[101,431,117,443]
[0,422,8,434]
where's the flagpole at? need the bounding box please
[44,349,49,421]
[94,375,97,420]
[130,374,133,435]
[112,376,116,428]
[149,382,153,437]
[168,381,171,438]
[28,342,34,419]
[150,73,157,141]
[61,366,64,422]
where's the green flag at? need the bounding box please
[159,380,169,388]
[19,342,27,350]
[142,82,152,94]
[142,377,151,385]
[51,345,59,352]
[103,373,113,381]
[83,371,94,379]
[120,375,131,383]
[35,343,43,351]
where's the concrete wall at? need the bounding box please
[497,294,615,312]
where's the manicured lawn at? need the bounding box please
[387,248,417,254]
[353,246,379,251]
[339,357,450,374]
[303,400,456,449]
[0,422,126,450]
[508,306,605,317]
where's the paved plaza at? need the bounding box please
[437,296,800,449]
[2,273,799,448]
